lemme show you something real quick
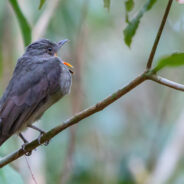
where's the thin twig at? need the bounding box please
[147,74,184,92]
[146,0,173,70]
[24,156,38,184]
[0,73,146,168]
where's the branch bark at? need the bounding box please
[0,73,146,168]
[148,74,184,92]
[146,0,173,70]
[1,71,184,167]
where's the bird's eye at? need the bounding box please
[48,47,52,52]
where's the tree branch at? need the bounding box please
[146,0,173,70]
[1,71,183,168]
[147,74,184,92]
[1,71,184,168]
[0,73,146,168]
[0,0,178,170]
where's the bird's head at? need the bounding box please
[25,39,68,56]
[25,39,73,68]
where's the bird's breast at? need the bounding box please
[59,64,72,96]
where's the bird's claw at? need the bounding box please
[43,140,49,146]
[22,143,32,156]
[37,132,49,146]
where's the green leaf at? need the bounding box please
[0,165,24,184]
[125,0,134,23]
[39,0,46,10]
[9,0,31,46]
[153,53,184,72]
[104,0,110,10]
[123,0,157,47]
[125,0,134,12]
[124,13,142,46]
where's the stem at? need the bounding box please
[148,74,184,92]
[146,0,173,70]
[0,73,146,168]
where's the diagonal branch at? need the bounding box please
[146,0,173,70]
[1,71,184,168]
[0,73,146,168]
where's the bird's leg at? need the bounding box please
[28,125,45,134]
[19,132,28,143]
[19,133,32,156]
[28,125,49,146]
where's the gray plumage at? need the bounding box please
[0,39,72,146]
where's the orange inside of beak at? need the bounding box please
[63,62,73,68]
[54,53,73,68]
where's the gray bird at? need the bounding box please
[0,39,72,147]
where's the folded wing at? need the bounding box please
[0,57,61,145]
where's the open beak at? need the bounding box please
[57,39,74,74]
[63,61,74,74]
[63,61,73,68]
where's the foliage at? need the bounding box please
[9,0,31,46]
[123,0,157,47]
[125,0,134,23]
[153,53,184,72]
[104,0,111,10]
[39,0,47,10]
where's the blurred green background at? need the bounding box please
[0,0,184,184]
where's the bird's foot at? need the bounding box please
[21,143,32,156]
[19,133,32,156]
[28,125,49,146]
[37,132,49,146]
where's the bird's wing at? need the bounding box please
[0,57,61,144]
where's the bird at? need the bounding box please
[0,38,72,149]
